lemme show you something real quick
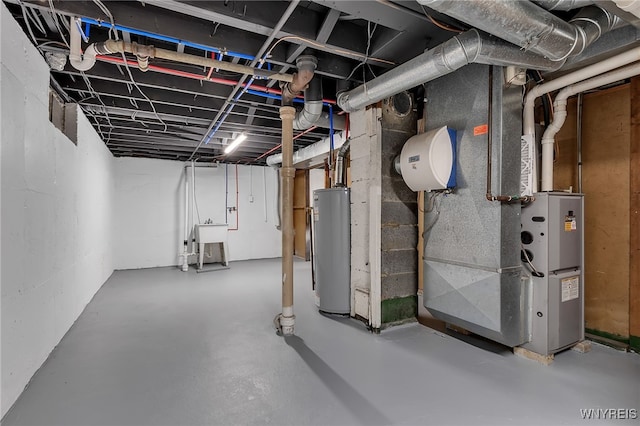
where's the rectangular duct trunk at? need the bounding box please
[423,65,528,347]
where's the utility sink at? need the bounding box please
[194,223,229,269]
[195,223,228,244]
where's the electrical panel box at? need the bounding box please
[520,192,584,355]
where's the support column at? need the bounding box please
[279,106,296,335]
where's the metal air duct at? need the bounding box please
[337,29,561,112]
[533,0,594,11]
[417,1,621,61]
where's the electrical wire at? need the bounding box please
[419,4,464,33]
[91,0,117,40]
[19,2,38,45]
[521,244,544,277]
[344,21,379,82]
[423,192,443,234]
[26,7,47,35]
[90,1,168,132]
[47,0,70,49]
[263,34,395,67]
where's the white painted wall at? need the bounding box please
[350,108,382,327]
[114,158,281,269]
[1,3,115,417]
[309,168,325,200]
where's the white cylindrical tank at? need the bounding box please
[396,126,456,192]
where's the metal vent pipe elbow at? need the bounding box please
[334,138,351,187]
[293,76,323,130]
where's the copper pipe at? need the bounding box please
[278,106,296,335]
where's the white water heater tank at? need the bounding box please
[396,126,456,192]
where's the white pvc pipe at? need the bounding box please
[263,167,268,222]
[191,161,196,251]
[523,46,640,138]
[523,46,640,192]
[181,166,189,271]
[540,62,640,191]
[69,17,98,72]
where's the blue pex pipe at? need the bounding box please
[329,104,334,153]
[245,90,304,104]
[80,17,255,61]
[203,76,257,145]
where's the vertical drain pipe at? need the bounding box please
[191,161,197,253]
[278,106,297,335]
[275,55,316,335]
[181,166,190,271]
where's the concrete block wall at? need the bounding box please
[114,158,282,269]
[1,3,115,416]
[379,98,418,323]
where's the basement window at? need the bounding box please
[48,89,78,145]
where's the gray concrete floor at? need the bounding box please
[2,258,639,426]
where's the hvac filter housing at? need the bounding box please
[395,126,456,192]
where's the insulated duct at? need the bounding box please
[417,1,621,61]
[337,29,561,112]
[266,131,347,168]
[533,0,594,11]
[293,76,323,130]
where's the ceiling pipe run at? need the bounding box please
[337,29,562,112]
[417,1,621,61]
[540,62,640,191]
[96,39,294,84]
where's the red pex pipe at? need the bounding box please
[95,56,336,104]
